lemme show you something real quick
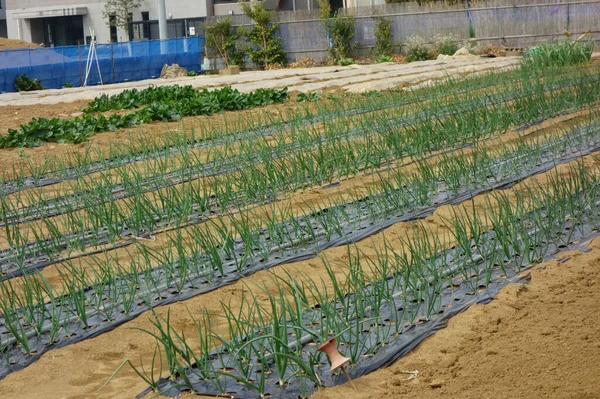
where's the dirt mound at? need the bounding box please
[160,64,188,79]
[0,37,40,51]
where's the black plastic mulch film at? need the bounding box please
[0,108,443,276]
[0,73,595,276]
[0,101,589,282]
[0,122,599,380]
[0,104,455,229]
[142,212,599,398]
[0,87,534,272]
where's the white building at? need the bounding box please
[5,0,210,46]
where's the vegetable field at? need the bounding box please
[1,55,600,399]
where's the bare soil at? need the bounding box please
[0,100,90,133]
[0,99,318,180]
[0,37,40,51]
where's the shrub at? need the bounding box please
[241,0,287,69]
[15,75,44,92]
[433,33,459,56]
[229,45,247,68]
[317,0,356,63]
[406,35,430,62]
[339,58,356,66]
[374,16,394,57]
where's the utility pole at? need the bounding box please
[158,0,168,40]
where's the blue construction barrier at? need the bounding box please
[0,37,203,93]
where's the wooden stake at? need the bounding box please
[340,365,357,391]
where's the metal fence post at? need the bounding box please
[111,44,116,83]
[566,3,571,32]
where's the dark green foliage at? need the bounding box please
[229,45,248,68]
[0,113,145,148]
[203,17,246,67]
[241,1,287,69]
[84,85,200,112]
[327,16,356,62]
[0,86,288,148]
[374,16,394,57]
[15,75,44,92]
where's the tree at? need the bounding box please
[374,16,393,57]
[103,0,143,32]
[316,0,356,63]
[240,0,287,69]
[203,16,245,67]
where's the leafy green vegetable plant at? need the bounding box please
[339,58,356,66]
[297,92,320,102]
[0,86,288,148]
[375,55,393,63]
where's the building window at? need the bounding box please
[141,12,150,38]
[109,15,118,42]
[129,17,205,41]
[41,15,84,47]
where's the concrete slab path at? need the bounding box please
[0,56,524,107]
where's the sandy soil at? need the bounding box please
[0,99,316,180]
[313,240,600,399]
[0,100,90,133]
[0,38,40,51]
